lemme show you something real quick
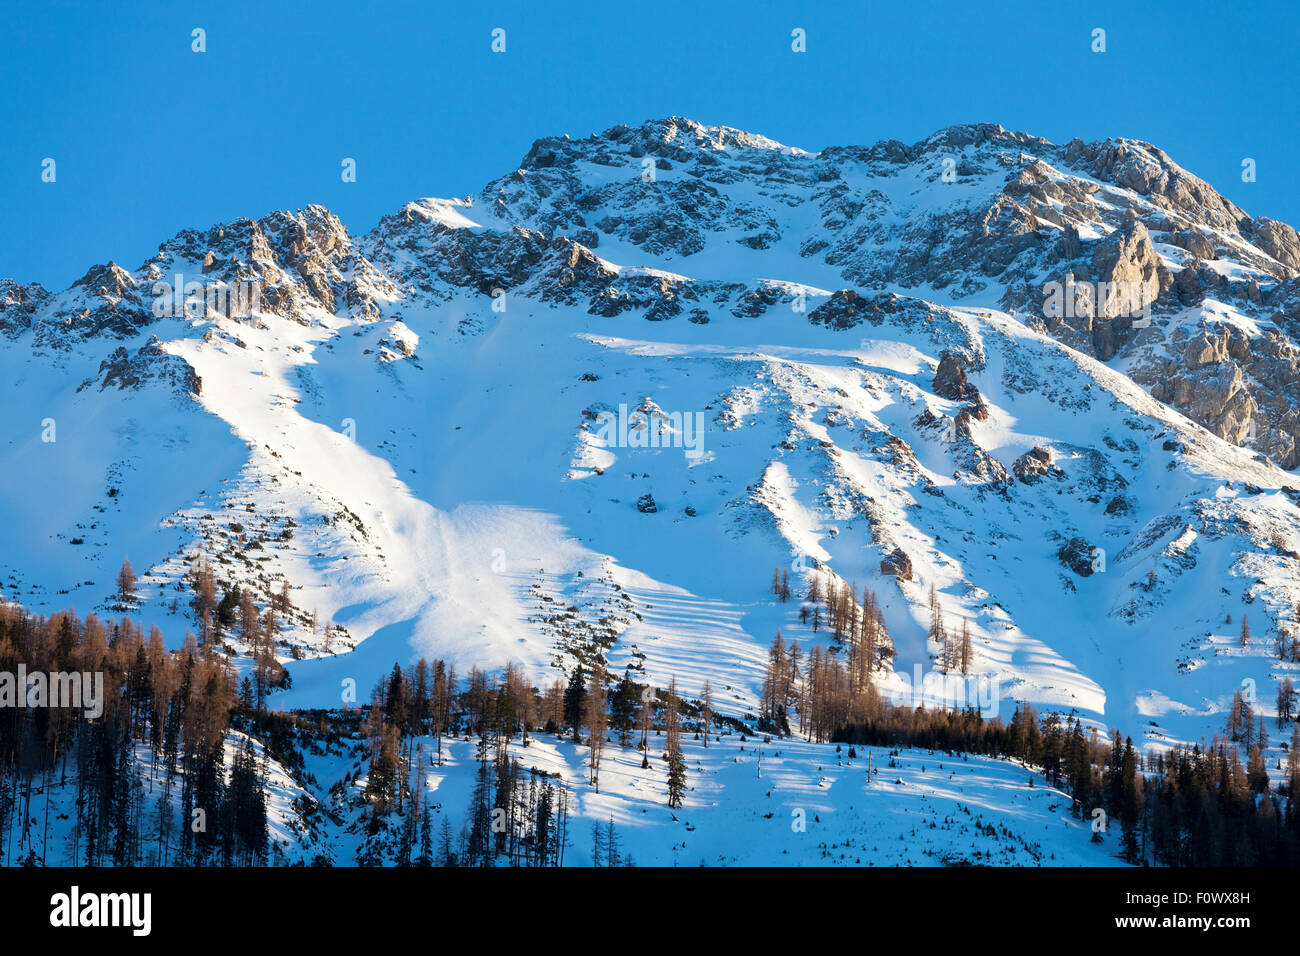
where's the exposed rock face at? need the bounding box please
[0,280,49,337]
[806,289,899,329]
[1057,537,1101,577]
[1245,217,1300,273]
[808,290,871,329]
[161,205,382,325]
[1090,221,1167,317]
[636,493,657,514]
[1169,227,1217,261]
[880,548,913,581]
[81,337,201,399]
[1036,222,1171,359]
[530,237,623,306]
[370,215,548,300]
[1013,446,1056,483]
[1069,137,1248,234]
[956,446,1009,484]
[1105,495,1133,516]
[1126,320,1300,461]
[1257,428,1300,470]
[933,350,979,401]
[464,117,1300,348]
[1149,361,1257,445]
[52,261,153,339]
[1182,328,1233,367]
[954,399,990,433]
[1087,223,1168,363]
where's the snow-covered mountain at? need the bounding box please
[5,115,1300,778]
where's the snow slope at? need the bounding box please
[6,727,1122,867]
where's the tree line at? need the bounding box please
[834,697,1300,866]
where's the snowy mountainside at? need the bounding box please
[4,115,1300,777]
[15,728,1120,867]
[285,731,1123,867]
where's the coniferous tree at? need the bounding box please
[604,816,622,867]
[1119,736,1142,864]
[699,680,713,748]
[117,559,136,607]
[1247,743,1270,794]
[438,816,456,867]
[584,662,608,790]
[637,685,654,769]
[611,671,638,747]
[563,666,586,741]
[1278,677,1296,727]
[665,677,686,809]
[465,758,493,867]
[1288,724,1300,800]
[363,718,402,818]
[928,584,948,671]
[959,617,973,676]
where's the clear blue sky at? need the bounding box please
[3,0,1297,288]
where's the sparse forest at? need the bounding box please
[5,594,1299,867]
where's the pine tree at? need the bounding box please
[584,662,608,789]
[1281,678,1298,728]
[699,680,713,748]
[363,721,402,816]
[611,671,638,747]
[665,676,686,809]
[438,816,456,867]
[117,559,136,607]
[637,685,654,770]
[418,804,433,867]
[928,584,948,670]
[1288,724,1300,800]
[762,631,789,733]
[605,816,621,867]
[563,666,586,741]
[465,759,493,867]
[239,589,259,649]
[189,554,218,646]
[959,617,972,676]
[1247,743,1270,793]
[1119,737,1142,864]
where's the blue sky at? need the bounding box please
[3,0,1297,288]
